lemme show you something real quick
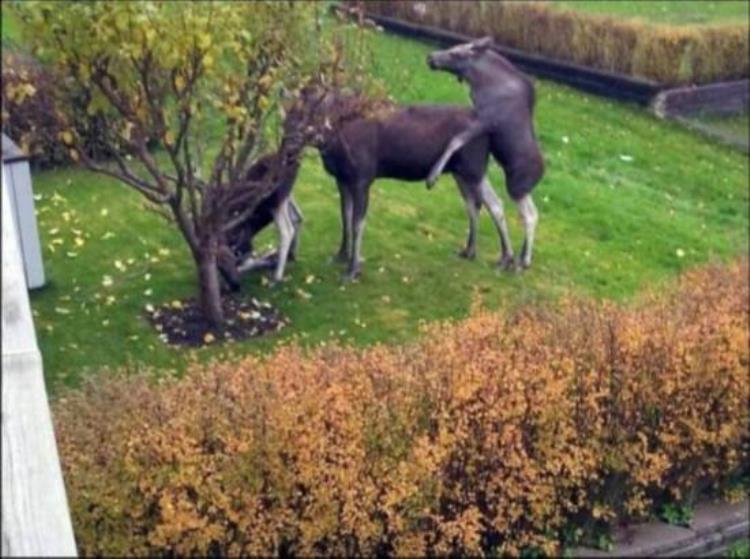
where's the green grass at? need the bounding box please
[1,2,20,43]
[694,111,750,143]
[551,0,749,25]
[26,30,749,390]
[728,539,750,558]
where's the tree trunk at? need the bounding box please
[196,236,224,328]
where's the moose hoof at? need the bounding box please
[330,252,348,264]
[512,257,531,273]
[343,267,362,282]
[497,255,515,270]
[458,248,476,260]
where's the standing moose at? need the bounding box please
[427,37,544,270]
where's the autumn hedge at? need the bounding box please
[360,1,749,85]
[54,260,749,556]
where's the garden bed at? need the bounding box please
[145,296,286,348]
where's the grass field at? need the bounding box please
[10,29,749,390]
[694,111,750,143]
[551,0,749,25]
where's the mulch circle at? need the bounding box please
[145,295,288,348]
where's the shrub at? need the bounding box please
[1,50,114,169]
[2,51,68,167]
[362,1,749,85]
[54,260,749,556]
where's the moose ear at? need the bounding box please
[472,36,494,52]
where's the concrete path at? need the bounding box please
[572,500,748,557]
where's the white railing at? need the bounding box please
[1,166,76,556]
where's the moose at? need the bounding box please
[223,37,544,285]
[320,37,544,279]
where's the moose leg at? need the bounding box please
[427,121,486,188]
[288,196,304,262]
[454,175,481,260]
[217,243,242,293]
[479,177,514,269]
[334,181,353,263]
[516,194,538,269]
[346,185,370,280]
[271,198,295,283]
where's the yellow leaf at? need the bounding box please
[69,149,79,162]
[171,300,183,310]
[203,332,215,344]
[61,130,74,145]
[258,74,273,89]
[197,32,212,50]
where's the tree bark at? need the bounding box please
[196,236,224,327]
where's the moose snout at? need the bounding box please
[426,54,437,70]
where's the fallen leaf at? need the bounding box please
[55,307,71,314]
[100,208,109,217]
[676,248,685,258]
[203,332,216,344]
[305,274,316,284]
[171,300,183,309]
[102,275,114,287]
[296,288,312,300]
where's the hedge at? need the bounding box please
[54,260,749,556]
[360,1,749,85]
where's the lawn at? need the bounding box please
[17,30,750,390]
[551,0,749,25]
[693,111,750,144]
